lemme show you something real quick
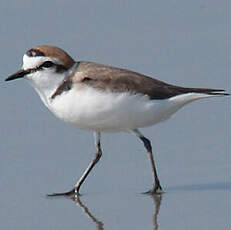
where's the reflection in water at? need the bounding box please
[151,194,162,230]
[48,192,163,230]
[71,196,104,230]
[70,194,162,230]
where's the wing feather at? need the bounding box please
[68,62,228,99]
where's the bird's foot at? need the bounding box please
[47,188,80,197]
[143,185,164,195]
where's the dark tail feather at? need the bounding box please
[182,87,230,96]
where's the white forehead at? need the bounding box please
[22,54,62,70]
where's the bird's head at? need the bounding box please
[5,45,75,97]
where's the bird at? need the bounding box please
[5,45,229,196]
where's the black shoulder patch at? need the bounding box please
[26,48,45,57]
[51,79,72,99]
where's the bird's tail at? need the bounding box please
[169,87,229,105]
[184,88,229,96]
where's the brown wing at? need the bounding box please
[69,61,228,99]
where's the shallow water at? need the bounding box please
[2,180,231,229]
[1,127,230,230]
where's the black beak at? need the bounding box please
[5,69,31,81]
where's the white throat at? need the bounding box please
[22,55,67,107]
[28,71,66,107]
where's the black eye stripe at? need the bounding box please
[33,61,68,73]
[55,64,68,73]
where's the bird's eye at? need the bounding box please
[42,61,54,68]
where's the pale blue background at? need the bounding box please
[0,1,230,229]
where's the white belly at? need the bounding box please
[47,86,211,132]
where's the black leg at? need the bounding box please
[133,129,163,194]
[47,132,102,197]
